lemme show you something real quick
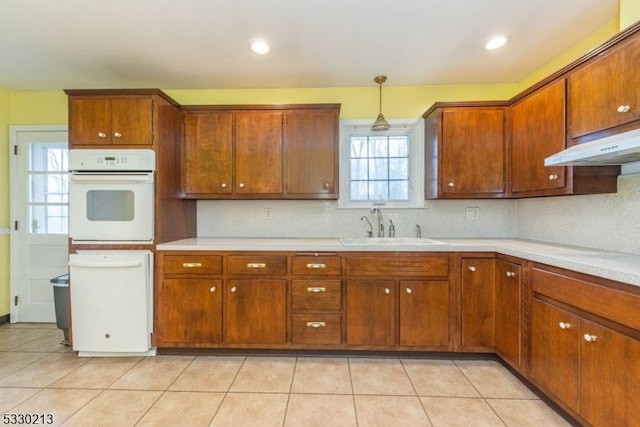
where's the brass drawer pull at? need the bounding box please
[246,263,267,268]
[182,262,202,268]
[306,287,327,293]
[306,321,326,328]
[306,263,327,269]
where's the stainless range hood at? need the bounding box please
[545,128,640,166]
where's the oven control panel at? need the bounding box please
[69,149,156,171]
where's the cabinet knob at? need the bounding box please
[221,183,228,188]
[506,271,516,277]
[97,132,107,139]
[447,182,455,188]
[323,181,331,190]
[306,287,326,293]
[405,288,412,294]
[230,286,237,293]
[548,174,558,181]
[210,286,217,293]
[617,105,631,113]
[238,182,246,189]
[246,262,266,269]
[384,288,391,294]
[113,131,122,138]
[558,322,571,330]
[583,333,598,342]
[468,266,476,272]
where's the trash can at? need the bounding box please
[50,273,70,346]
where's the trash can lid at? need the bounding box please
[50,273,69,286]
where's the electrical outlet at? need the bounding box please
[465,207,480,220]
[265,208,273,219]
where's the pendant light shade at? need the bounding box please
[371,75,391,131]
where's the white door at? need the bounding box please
[10,126,69,323]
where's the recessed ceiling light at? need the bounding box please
[250,39,270,55]
[485,35,508,50]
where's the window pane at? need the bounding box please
[389,181,409,200]
[350,137,368,158]
[351,181,369,200]
[389,158,408,180]
[368,137,388,158]
[389,136,408,157]
[369,158,388,180]
[30,205,68,234]
[350,158,368,180]
[368,181,389,201]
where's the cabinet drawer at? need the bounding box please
[532,267,640,331]
[163,254,222,275]
[345,254,449,277]
[291,256,341,275]
[291,280,341,311]
[291,314,341,344]
[226,255,287,275]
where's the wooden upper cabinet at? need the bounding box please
[285,108,339,198]
[183,111,233,195]
[68,95,153,146]
[235,111,283,194]
[510,79,567,195]
[569,35,640,139]
[424,104,507,199]
[181,104,340,199]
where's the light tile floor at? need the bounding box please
[0,323,572,426]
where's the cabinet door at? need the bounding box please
[494,260,521,368]
[530,299,580,413]
[441,108,505,196]
[224,279,287,344]
[110,97,154,145]
[69,97,112,145]
[156,279,222,344]
[511,79,566,194]
[285,109,338,197]
[461,259,495,348]
[345,280,395,346]
[580,320,640,427]
[235,111,283,194]
[183,111,234,194]
[569,37,640,138]
[399,280,449,347]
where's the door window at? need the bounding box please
[29,143,68,234]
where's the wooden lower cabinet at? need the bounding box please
[155,278,222,345]
[399,280,450,347]
[345,280,396,346]
[224,279,287,344]
[531,295,640,426]
[461,258,495,349]
[494,260,521,368]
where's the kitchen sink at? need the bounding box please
[340,237,448,245]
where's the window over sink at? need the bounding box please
[339,119,424,209]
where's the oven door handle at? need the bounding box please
[69,173,152,183]
[68,260,143,269]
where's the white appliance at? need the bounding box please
[545,128,640,166]
[68,149,155,243]
[69,250,155,357]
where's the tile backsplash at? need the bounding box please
[197,173,639,255]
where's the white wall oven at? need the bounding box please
[69,149,155,243]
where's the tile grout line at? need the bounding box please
[399,358,435,426]
[347,357,360,427]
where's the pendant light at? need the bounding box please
[371,75,391,131]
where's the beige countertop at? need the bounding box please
[157,237,640,287]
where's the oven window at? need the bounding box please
[86,190,135,221]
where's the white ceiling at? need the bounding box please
[0,0,619,91]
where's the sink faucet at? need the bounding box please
[416,224,422,238]
[360,216,373,238]
[388,220,395,237]
[370,207,384,237]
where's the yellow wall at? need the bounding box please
[620,0,640,29]
[0,90,9,316]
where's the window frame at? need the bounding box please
[338,119,425,209]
